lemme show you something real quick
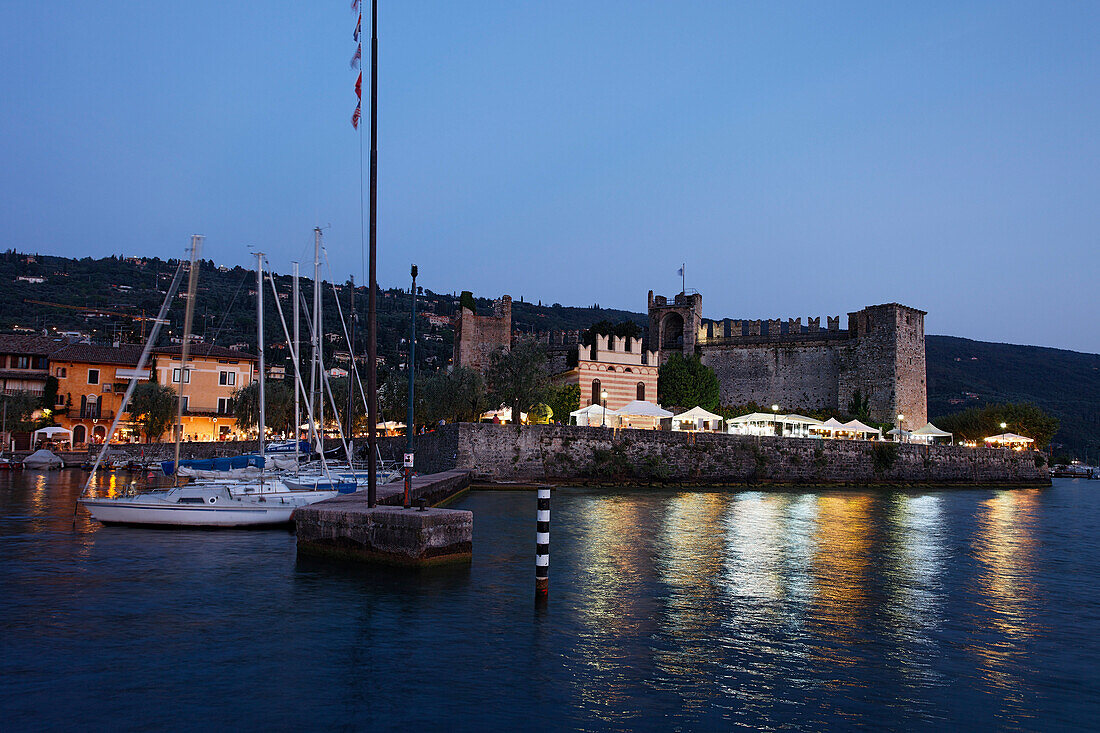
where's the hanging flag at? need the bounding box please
[352,103,361,129]
[350,44,361,69]
[677,267,684,277]
[355,72,362,99]
[353,15,361,42]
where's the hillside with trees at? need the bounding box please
[1,251,1096,458]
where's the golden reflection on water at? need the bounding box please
[569,493,663,720]
[970,490,1040,696]
[807,494,874,667]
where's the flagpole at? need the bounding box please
[366,0,379,508]
[681,263,685,294]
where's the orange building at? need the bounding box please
[51,343,148,445]
[553,334,660,412]
[51,343,257,445]
[151,345,257,442]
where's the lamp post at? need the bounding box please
[1000,421,1008,448]
[403,264,417,510]
[771,403,780,436]
[601,389,608,428]
[897,413,905,443]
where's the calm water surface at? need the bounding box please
[1,471,1098,731]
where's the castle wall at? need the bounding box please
[701,341,843,411]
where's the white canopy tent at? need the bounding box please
[569,404,619,427]
[842,419,883,440]
[909,422,953,444]
[32,426,72,448]
[671,406,724,432]
[778,413,824,438]
[983,432,1034,449]
[728,412,780,436]
[615,400,673,430]
[809,417,849,438]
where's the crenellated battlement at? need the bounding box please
[697,314,848,344]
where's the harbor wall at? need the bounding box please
[78,424,1049,486]
[448,423,1047,486]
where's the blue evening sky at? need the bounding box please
[1,2,1097,351]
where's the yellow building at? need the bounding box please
[151,345,257,442]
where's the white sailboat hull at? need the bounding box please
[78,485,334,527]
[81,498,297,527]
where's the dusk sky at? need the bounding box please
[2,2,1097,352]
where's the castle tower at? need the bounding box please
[452,295,512,373]
[840,303,927,426]
[648,290,702,364]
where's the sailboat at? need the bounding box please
[80,241,341,527]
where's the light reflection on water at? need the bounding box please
[1,473,1095,730]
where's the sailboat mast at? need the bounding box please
[312,227,322,454]
[293,261,300,466]
[173,235,201,486]
[256,253,266,472]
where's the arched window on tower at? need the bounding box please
[591,379,601,406]
[637,382,646,401]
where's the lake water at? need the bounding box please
[1,471,1098,731]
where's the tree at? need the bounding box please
[233,381,294,436]
[0,390,43,432]
[581,319,642,345]
[127,382,177,442]
[485,341,549,424]
[545,383,580,424]
[847,390,871,422]
[934,402,1059,449]
[459,290,477,314]
[658,353,720,412]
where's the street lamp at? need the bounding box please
[771,404,780,436]
[601,389,609,428]
[897,413,905,443]
[1000,421,1008,448]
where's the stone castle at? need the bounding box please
[452,290,927,426]
[649,291,927,426]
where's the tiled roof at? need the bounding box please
[152,344,257,360]
[0,335,66,356]
[50,343,146,366]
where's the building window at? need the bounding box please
[217,397,232,415]
[219,371,236,386]
[56,367,67,378]
[637,382,645,401]
[88,369,99,385]
[180,396,188,413]
[591,379,602,405]
[13,356,30,369]
[172,368,191,384]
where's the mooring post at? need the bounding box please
[535,486,550,598]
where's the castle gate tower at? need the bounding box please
[648,290,702,364]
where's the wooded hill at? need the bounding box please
[3,251,1095,458]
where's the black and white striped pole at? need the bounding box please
[535,486,550,598]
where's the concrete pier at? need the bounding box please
[295,470,473,566]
